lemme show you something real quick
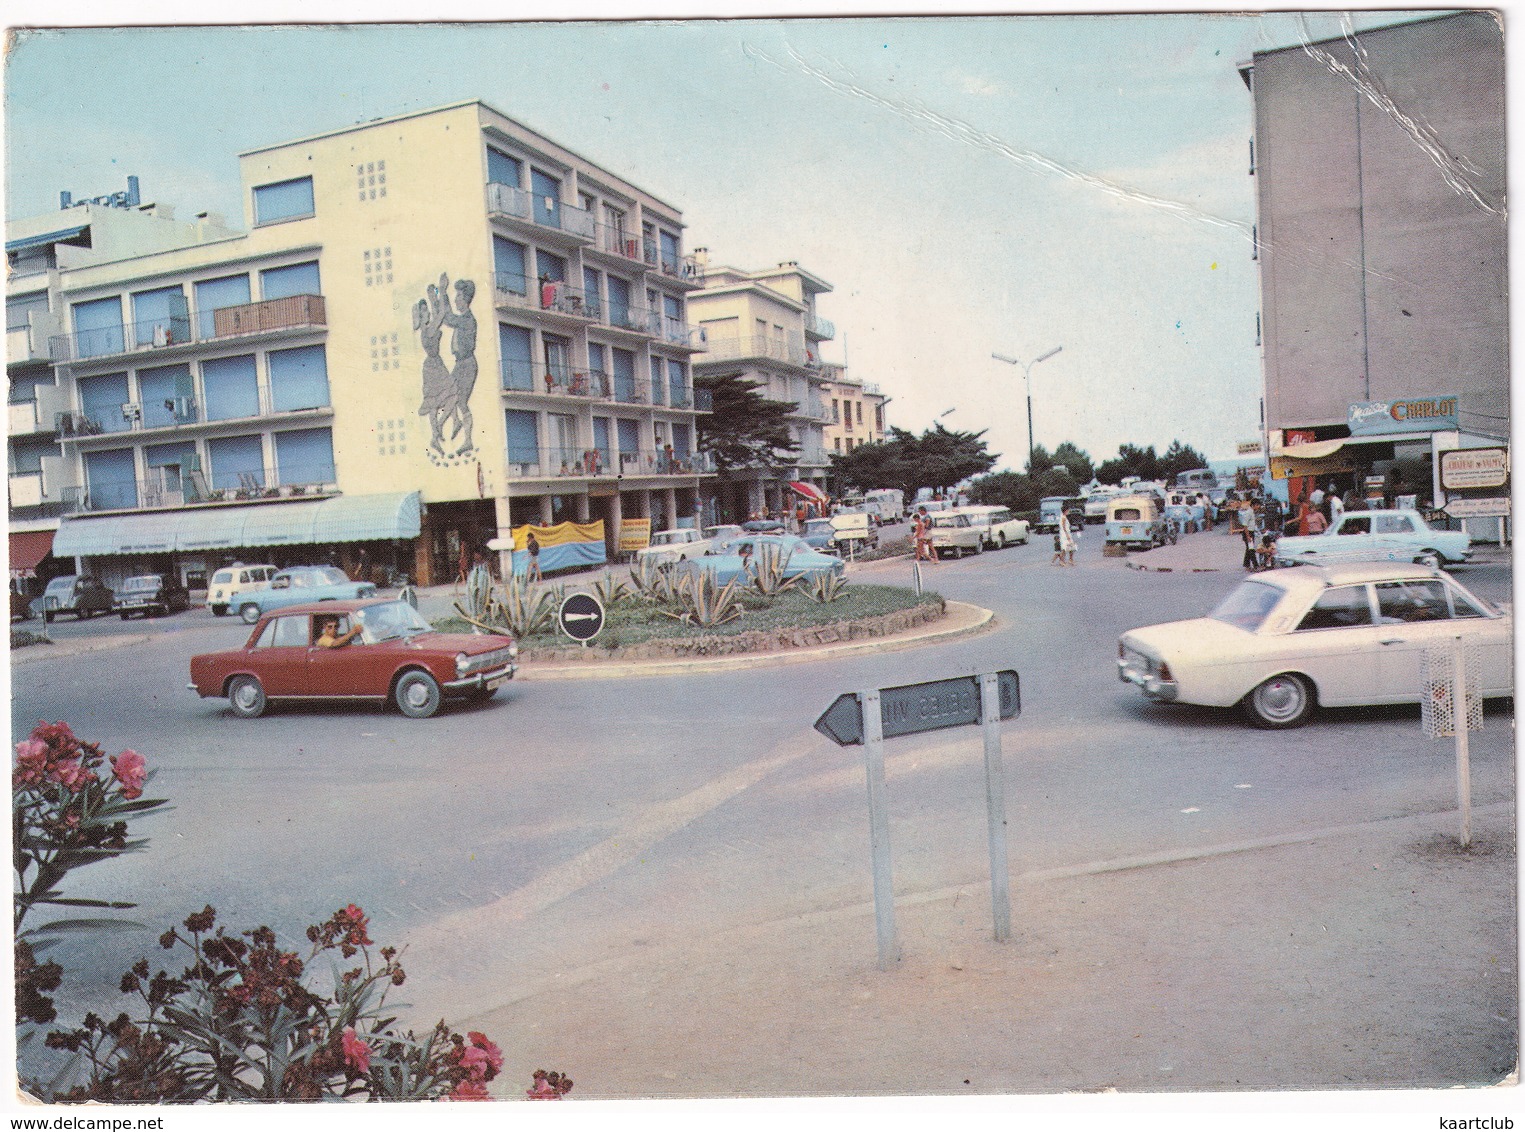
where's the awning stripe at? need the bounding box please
[8,530,56,573]
[5,223,90,254]
[51,492,422,557]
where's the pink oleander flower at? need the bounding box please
[450,1078,490,1101]
[466,1032,503,1076]
[341,1026,370,1075]
[14,739,49,785]
[110,750,147,799]
[49,757,95,793]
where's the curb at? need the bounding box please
[10,632,155,665]
[516,600,998,680]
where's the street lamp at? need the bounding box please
[992,346,1063,472]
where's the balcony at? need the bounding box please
[659,316,705,352]
[486,183,595,244]
[501,361,612,401]
[805,312,836,340]
[49,295,326,364]
[8,456,78,515]
[591,224,646,264]
[7,309,61,364]
[698,334,810,369]
[494,274,598,323]
[798,397,831,423]
[797,447,831,468]
[63,460,338,513]
[8,384,69,436]
[641,243,706,287]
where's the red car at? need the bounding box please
[188,598,517,719]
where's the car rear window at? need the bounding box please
[212,570,234,585]
[1115,508,1142,521]
[1210,580,1286,631]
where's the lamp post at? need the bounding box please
[992,346,1063,472]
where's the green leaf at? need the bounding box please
[27,915,148,935]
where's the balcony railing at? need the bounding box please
[797,447,831,467]
[63,461,338,513]
[494,273,600,321]
[49,295,326,363]
[7,384,69,435]
[698,334,810,368]
[804,313,836,340]
[486,183,595,241]
[642,243,705,284]
[593,224,645,263]
[502,361,614,400]
[612,376,649,405]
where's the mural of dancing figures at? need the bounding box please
[415,271,479,464]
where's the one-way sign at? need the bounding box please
[814,671,1020,747]
[558,592,605,642]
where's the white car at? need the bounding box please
[1117,562,1511,728]
[635,528,711,567]
[206,563,278,616]
[928,512,983,558]
[956,505,1030,548]
[1275,509,1471,569]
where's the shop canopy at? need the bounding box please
[788,481,829,503]
[8,530,56,576]
[52,492,422,558]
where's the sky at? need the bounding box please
[4,5,1455,473]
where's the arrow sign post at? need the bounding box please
[815,671,1021,965]
[557,592,605,645]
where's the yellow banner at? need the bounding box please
[618,517,652,552]
[511,520,605,549]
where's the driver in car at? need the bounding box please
[317,616,363,648]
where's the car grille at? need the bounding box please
[461,646,515,675]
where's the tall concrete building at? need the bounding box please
[1242,12,1507,511]
[7,101,712,591]
[688,260,836,520]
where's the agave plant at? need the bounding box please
[659,566,744,627]
[454,573,559,638]
[801,569,850,604]
[628,557,684,604]
[592,570,631,609]
[464,562,494,621]
[746,542,797,598]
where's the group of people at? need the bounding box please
[1050,510,1080,567]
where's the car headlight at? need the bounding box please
[456,652,469,676]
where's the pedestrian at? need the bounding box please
[1308,482,1325,514]
[912,506,936,562]
[1329,488,1345,526]
[1306,507,1328,535]
[1296,499,1312,536]
[1063,511,1079,566]
[526,529,542,582]
[1241,524,1259,570]
[1051,512,1075,566]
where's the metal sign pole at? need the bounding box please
[1454,635,1472,848]
[979,673,1012,942]
[912,559,922,597]
[861,688,898,969]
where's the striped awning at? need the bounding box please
[52,492,422,557]
[8,530,56,575]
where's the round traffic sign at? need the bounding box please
[558,592,605,642]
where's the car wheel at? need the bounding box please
[239,603,262,625]
[1244,673,1314,729]
[211,604,227,617]
[395,670,443,718]
[1415,550,1442,569]
[120,612,130,621]
[43,610,53,623]
[228,675,268,719]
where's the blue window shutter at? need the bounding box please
[268,345,330,411]
[254,177,315,224]
[72,296,124,358]
[493,237,527,293]
[505,409,539,464]
[138,364,191,428]
[85,448,137,509]
[487,147,522,187]
[260,261,321,301]
[274,427,334,486]
[208,434,265,490]
[202,355,260,420]
[499,325,534,391]
[78,371,131,433]
[194,274,251,337]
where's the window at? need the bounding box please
[856,402,863,424]
[261,261,321,301]
[85,448,138,509]
[531,168,561,228]
[494,237,527,295]
[649,356,664,404]
[268,345,330,412]
[202,356,260,421]
[6,292,49,333]
[270,616,310,649]
[1375,514,1415,535]
[11,435,55,473]
[499,325,534,391]
[132,286,188,347]
[834,438,842,453]
[1375,580,1451,624]
[505,409,539,466]
[659,229,681,273]
[612,348,636,402]
[536,251,566,284]
[77,372,131,433]
[1295,586,1374,631]
[667,359,685,406]
[607,276,631,327]
[195,274,252,338]
[1337,516,1371,536]
[274,427,335,486]
[208,434,265,491]
[72,296,125,358]
[487,147,522,187]
[254,177,315,225]
[138,364,193,429]
[582,267,602,316]
[832,399,840,422]
[543,335,571,385]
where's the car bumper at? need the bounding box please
[445,662,517,691]
[1117,657,1179,701]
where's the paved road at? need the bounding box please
[11,529,1515,1099]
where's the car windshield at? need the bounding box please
[1209,580,1287,631]
[355,601,433,643]
[119,576,161,593]
[212,570,234,585]
[651,532,682,546]
[45,578,74,594]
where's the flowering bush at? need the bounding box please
[36,904,504,1102]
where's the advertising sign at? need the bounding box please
[1348,395,1459,436]
[1440,447,1509,491]
[1236,440,1264,456]
[618,517,651,552]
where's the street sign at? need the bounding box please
[557,592,605,642]
[1444,497,1511,518]
[1440,447,1508,490]
[814,671,1020,747]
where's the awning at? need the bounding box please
[8,530,55,575]
[788,481,828,503]
[1269,438,1348,460]
[52,492,422,557]
[5,223,91,254]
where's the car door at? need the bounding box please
[255,613,319,696]
[305,611,388,697]
[1329,513,1374,557]
[1275,583,1381,706]
[1370,578,1466,703]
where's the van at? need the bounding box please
[1104,496,1169,549]
[864,489,905,523]
[207,563,278,616]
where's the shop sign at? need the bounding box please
[1439,447,1508,491]
[1348,395,1459,436]
[1237,440,1264,456]
[1444,497,1511,518]
[1270,451,1354,481]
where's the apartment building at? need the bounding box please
[7,100,712,589]
[819,361,888,459]
[1241,12,1507,513]
[688,259,835,520]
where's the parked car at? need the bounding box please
[207,563,278,616]
[1117,562,1512,728]
[1105,496,1168,549]
[703,524,745,549]
[741,519,786,533]
[114,574,191,619]
[1274,509,1471,569]
[683,534,845,586]
[1036,496,1082,534]
[635,528,711,567]
[39,575,115,622]
[799,518,837,550]
[827,511,878,553]
[928,512,984,559]
[11,587,35,622]
[189,598,518,719]
[1083,491,1116,524]
[956,505,1030,549]
[232,566,377,624]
